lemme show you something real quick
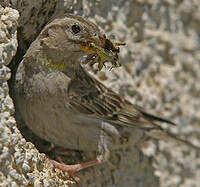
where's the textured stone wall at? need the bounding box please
[1,0,200,186]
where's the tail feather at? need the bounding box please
[146,128,200,152]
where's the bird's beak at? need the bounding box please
[80,34,125,70]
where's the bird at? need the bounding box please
[14,13,200,182]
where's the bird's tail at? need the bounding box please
[145,127,200,152]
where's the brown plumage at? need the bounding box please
[14,14,200,181]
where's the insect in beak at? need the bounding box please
[80,37,126,70]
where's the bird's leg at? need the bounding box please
[48,146,103,184]
[50,158,100,184]
[50,151,108,179]
[50,130,110,184]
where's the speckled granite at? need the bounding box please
[1,0,200,187]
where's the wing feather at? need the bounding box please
[67,70,175,130]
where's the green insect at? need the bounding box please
[81,40,125,70]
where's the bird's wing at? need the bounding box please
[67,70,175,130]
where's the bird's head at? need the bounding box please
[38,14,125,71]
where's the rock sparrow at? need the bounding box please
[14,14,199,181]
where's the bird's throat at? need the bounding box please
[43,56,85,79]
[46,59,67,72]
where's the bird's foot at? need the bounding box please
[50,158,99,185]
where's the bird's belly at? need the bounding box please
[16,93,122,151]
[14,70,122,151]
[22,100,122,151]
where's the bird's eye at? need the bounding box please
[71,24,81,34]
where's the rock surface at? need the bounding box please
[1,0,200,186]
